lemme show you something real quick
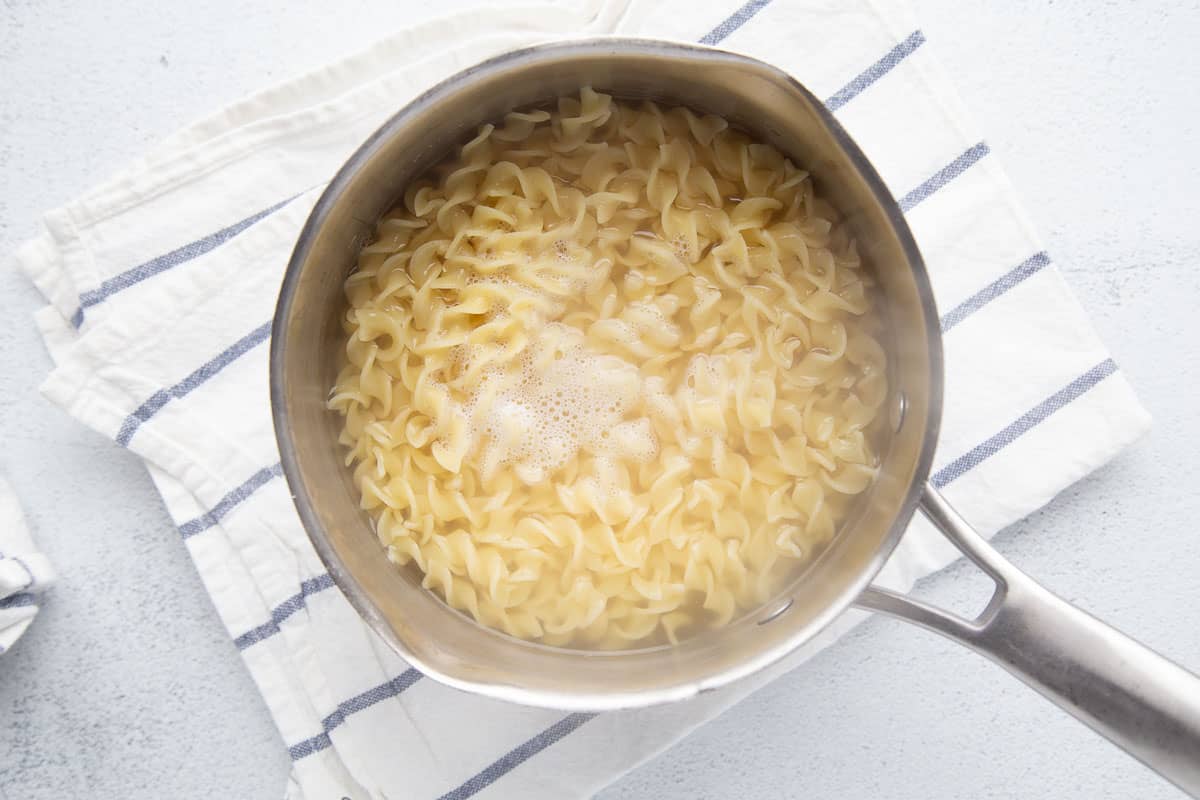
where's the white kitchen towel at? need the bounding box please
[13,0,1152,797]
[0,477,55,656]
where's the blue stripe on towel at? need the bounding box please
[932,358,1118,487]
[286,731,332,761]
[0,592,38,610]
[435,713,599,800]
[826,30,927,111]
[70,196,296,328]
[233,574,336,649]
[178,462,283,539]
[285,669,425,760]
[116,321,272,446]
[899,142,990,211]
[699,0,773,44]
[320,669,425,731]
[940,252,1051,332]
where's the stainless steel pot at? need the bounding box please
[270,39,1200,795]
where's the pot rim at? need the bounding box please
[270,36,943,710]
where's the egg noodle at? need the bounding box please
[329,89,887,648]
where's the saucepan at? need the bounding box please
[270,39,1200,794]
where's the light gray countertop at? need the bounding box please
[2,1,1198,798]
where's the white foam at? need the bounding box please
[448,322,657,484]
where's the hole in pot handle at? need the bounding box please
[854,482,1200,796]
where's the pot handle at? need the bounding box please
[856,483,1200,797]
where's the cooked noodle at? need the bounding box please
[329,89,887,648]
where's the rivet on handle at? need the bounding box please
[758,597,794,625]
[890,390,907,432]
